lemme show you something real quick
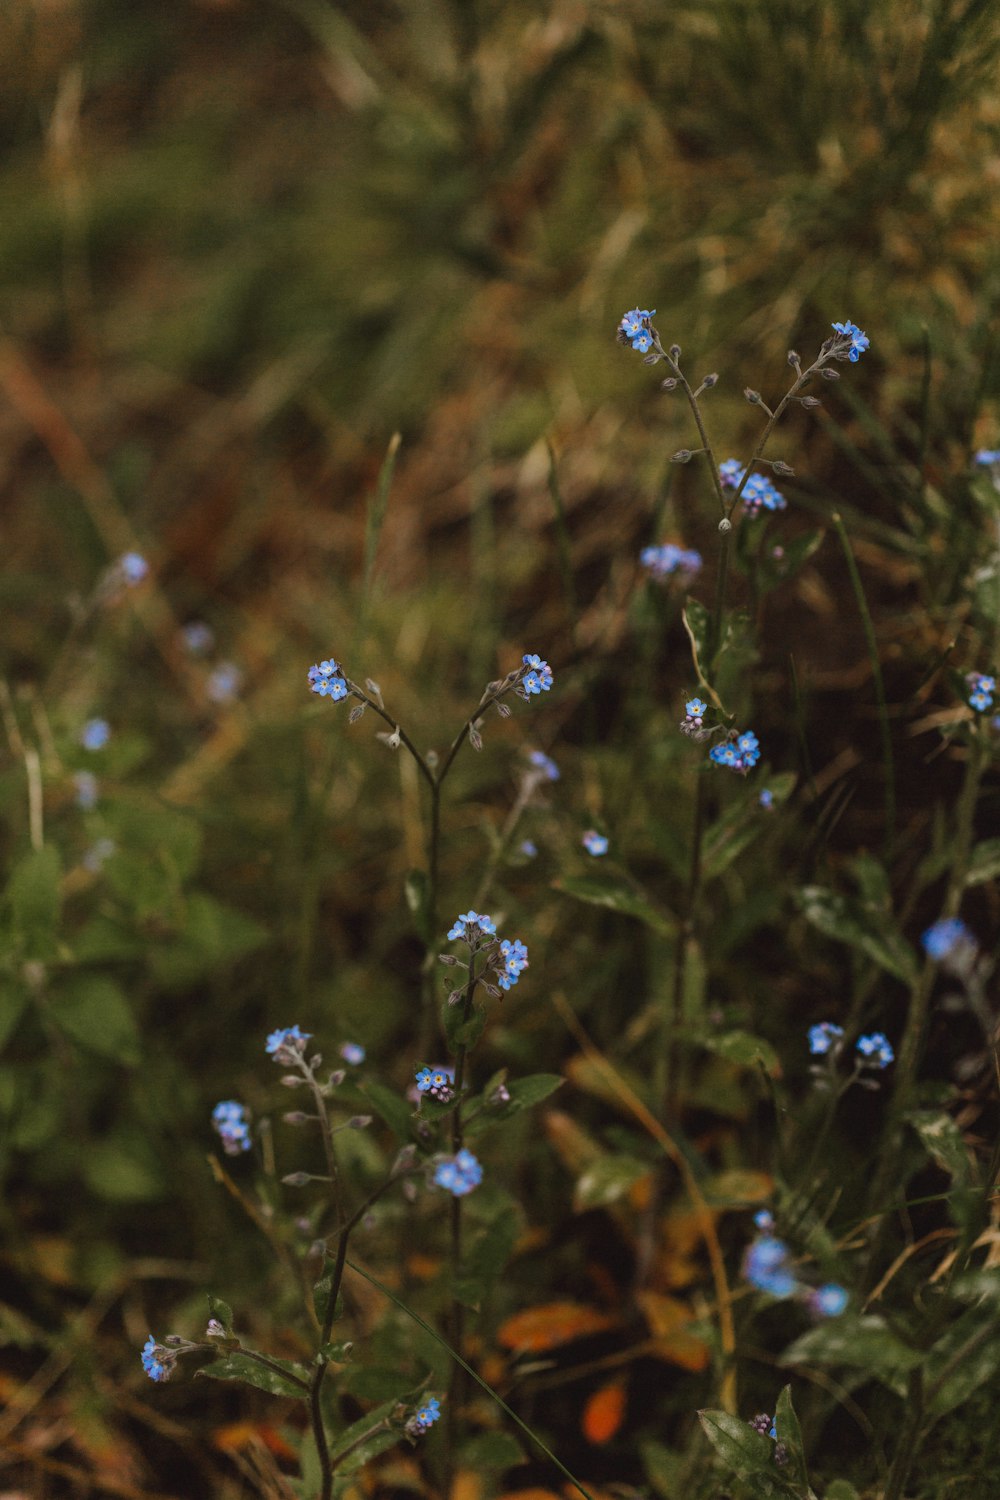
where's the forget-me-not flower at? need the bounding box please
[528,749,560,781]
[521,654,553,695]
[416,1066,455,1101]
[447,911,496,943]
[808,1022,844,1056]
[641,543,703,581]
[619,308,656,354]
[743,1236,797,1299]
[212,1100,252,1155]
[921,918,975,961]
[809,1283,849,1318]
[308,659,349,701]
[856,1032,894,1069]
[967,672,996,713]
[81,718,110,751]
[141,1336,174,1382]
[408,1395,442,1433]
[831,319,870,362]
[582,830,609,856]
[266,1025,311,1058]
[434,1148,483,1197]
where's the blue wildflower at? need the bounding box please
[740,472,787,518]
[212,1100,252,1155]
[619,308,656,353]
[120,552,148,585]
[308,659,349,701]
[709,730,760,774]
[409,1395,442,1434]
[975,449,1000,465]
[582,830,609,856]
[82,837,117,873]
[521,654,554,695]
[753,1209,775,1232]
[141,1336,173,1383]
[415,1066,454,1101]
[73,771,99,810]
[831,319,870,362]
[340,1042,365,1066]
[750,1414,778,1440]
[180,621,215,655]
[447,911,496,943]
[856,1032,894,1069]
[80,718,110,751]
[207,662,243,704]
[808,1022,844,1056]
[528,749,560,781]
[519,839,538,858]
[685,698,707,724]
[743,1236,798,1299]
[921,918,975,961]
[641,543,702,580]
[719,458,745,489]
[266,1025,311,1058]
[967,672,996,713]
[809,1283,848,1318]
[759,788,774,811]
[434,1148,483,1197]
[497,937,529,991]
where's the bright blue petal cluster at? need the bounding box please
[415,1066,455,1100]
[856,1032,894,1069]
[141,1336,173,1382]
[207,662,243,704]
[582,830,609,856]
[743,1236,797,1299]
[641,543,702,580]
[709,730,760,773]
[74,771,99,810]
[528,749,560,781]
[308,659,349,701]
[497,937,529,991]
[266,1024,311,1057]
[410,1395,441,1432]
[718,461,786,516]
[921,917,974,960]
[81,718,110,751]
[619,307,656,354]
[809,1283,848,1318]
[975,448,1000,465]
[212,1100,252,1155]
[520,839,538,858]
[119,552,148,585]
[340,1042,365,1066]
[685,698,707,724]
[831,319,870,361]
[434,1148,483,1197]
[521,654,554,695]
[759,788,774,811]
[181,621,214,655]
[808,1022,844,1056]
[967,672,996,713]
[447,911,496,943]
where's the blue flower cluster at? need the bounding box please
[74,771,99,809]
[809,1022,893,1069]
[447,910,496,943]
[181,621,215,655]
[433,1148,483,1197]
[831,319,870,362]
[975,448,1000,466]
[521,654,553,695]
[528,749,560,781]
[81,718,110,751]
[808,1022,844,1056]
[141,1336,173,1382]
[498,937,529,990]
[582,830,609,857]
[619,307,656,354]
[409,1395,441,1433]
[718,461,786,517]
[967,672,996,713]
[118,552,148,586]
[212,1100,252,1155]
[709,730,760,773]
[640,543,703,580]
[857,1032,894,1069]
[416,1066,455,1101]
[921,917,975,961]
[308,659,349,701]
[340,1042,365,1066]
[743,1228,847,1318]
[266,1024,311,1058]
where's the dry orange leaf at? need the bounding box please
[496,1490,564,1500]
[636,1291,711,1373]
[212,1421,298,1461]
[582,1381,627,1444]
[450,1468,482,1500]
[497,1301,615,1352]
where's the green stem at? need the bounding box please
[445,961,480,1471]
[882,1367,924,1500]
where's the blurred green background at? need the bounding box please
[2,0,999,1495]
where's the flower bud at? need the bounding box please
[347,1115,373,1130]
[819,366,840,380]
[671,449,693,463]
[283,1111,310,1126]
[468,725,483,751]
[669,343,681,359]
[771,459,795,476]
[660,376,678,391]
[787,349,800,366]
[701,372,719,387]
[349,703,366,724]
[282,1172,312,1187]
[744,387,762,404]
[439,952,458,966]
[719,518,732,533]
[281,1074,304,1087]
[799,395,821,409]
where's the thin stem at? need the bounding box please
[446,960,480,1472]
[229,1347,312,1392]
[882,1367,924,1500]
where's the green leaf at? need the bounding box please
[555,875,672,935]
[83,1137,166,1202]
[443,999,486,1051]
[797,886,918,983]
[404,869,431,943]
[48,974,140,1064]
[499,1073,564,1115]
[8,846,61,959]
[149,894,267,988]
[574,1153,650,1211]
[0,977,30,1050]
[199,1352,310,1399]
[926,1301,1000,1418]
[697,1409,775,1491]
[454,1208,520,1310]
[326,1396,404,1472]
[782,1316,920,1392]
[460,1430,525,1469]
[683,599,720,701]
[967,838,1000,887]
[773,1386,814,1496]
[361,1080,413,1140]
[318,1339,354,1364]
[825,1483,860,1500]
[908,1112,973,1186]
[207,1294,234,1336]
[641,1439,683,1498]
[313,1276,342,1326]
[702,802,767,881]
[698,1028,781,1077]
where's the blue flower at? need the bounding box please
[685,698,707,722]
[619,308,656,353]
[856,1032,894,1069]
[340,1042,365,1066]
[831,319,870,362]
[521,654,554,695]
[212,1100,252,1155]
[709,730,760,774]
[447,911,496,943]
[80,718,110,751]
[921,918,974,961]
[759,789,774,811]
[119,552,148,585]
[582,830,609,856]
[808,1022,844,1056]
[308,660,349,701]
[753,1209,775,1232]
[975,449,1000,465]
[434,1148,483,1197]
[266,1025,311,1057]
[82,837,116,873]
[141,1335,173,1382]
[641,543,702,580]
[743,1236,798,1299]
[809,1283,848,1318]
[497,937,529,991]
[180,621,215,655]
[519,839,538,858]
[967,672,996,713]
[740,472,786,517]
[207,662,243,704]
[719,458,744,489]
[73,771,99,810]
[410,1395,442,1433]
[528,749,560,781]
[415,1066,454,1101]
